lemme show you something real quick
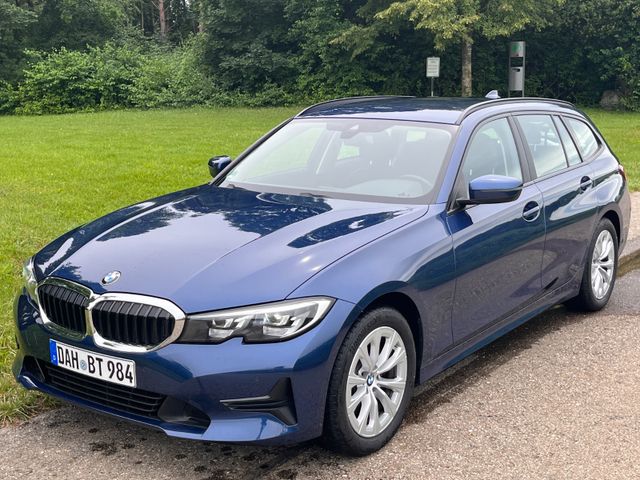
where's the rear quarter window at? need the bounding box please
[517,115,567,177]
[566,118,599,158]
[554,117,581,166]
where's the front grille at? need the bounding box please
[92,300,175,347]
[38,284,89,334]
[42,361,165,418]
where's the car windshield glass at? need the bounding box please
[221,118,456,203]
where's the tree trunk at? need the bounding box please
[140,0,145,32]
[461,38,472,97]
[158,0,167,38]
[197,0,204,33]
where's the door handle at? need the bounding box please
[522,201,541,222]
[579,176,592,192]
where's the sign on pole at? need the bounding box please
[426,57,440,97]
[426,57,440,78]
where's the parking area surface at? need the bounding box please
[2,265,639,480]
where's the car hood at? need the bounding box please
[35,185,428,313]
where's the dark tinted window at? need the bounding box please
[461,118,522,183]
[566,118,599,158]
[554,117,581,166]
[517,115,567,177]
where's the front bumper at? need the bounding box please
[13,291,359,445]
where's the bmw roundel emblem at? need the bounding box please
[101,270,121,285]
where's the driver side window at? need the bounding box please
[462,118,523,184]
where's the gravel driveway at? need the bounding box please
[2,264,640,480]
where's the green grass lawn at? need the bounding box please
[585,109,640,191]
[0,107,299,424]
[0,106,638,424]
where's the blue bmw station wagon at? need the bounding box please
[14,96,630,455]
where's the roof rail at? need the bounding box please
[457,97,576,123]
[296,95,415,117]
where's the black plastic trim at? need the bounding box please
[221,378,297,425]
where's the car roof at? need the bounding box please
[296,96,580,125]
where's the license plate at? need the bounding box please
[49,339,136,387]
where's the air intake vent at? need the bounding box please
[42,361,165,417]
[38,284,89,334]
[92,300,175,347]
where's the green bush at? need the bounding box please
[0,81,18,114]
[16,48,100,114]
[11,36,312,114]
[128,37,217,108]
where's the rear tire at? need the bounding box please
[323,307,416,456]
[567,218,618,311]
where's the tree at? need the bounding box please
[200,0,297,92]
[33,0,128,50]
[561,0,640,109]
[0,1,37,82]
[376,0,562,96]
[158,0,167,38]
[288,0,434,97]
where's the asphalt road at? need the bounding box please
[2,268,640,480]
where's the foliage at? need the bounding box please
[570,0,640,110]
[0,0,640,113]
[370,0,562,95]
[374,0,559,48]
[0,1,36,83]
[200,0,297,92]
[288,0,425,97]
[32,0,129,51]
[0,81,18,114]
[13,40,209,113]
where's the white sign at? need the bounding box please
[426,57,440,78]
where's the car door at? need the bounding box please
[514,114,600,289]
[446,116,545,342]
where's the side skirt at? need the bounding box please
[417,276,580,385]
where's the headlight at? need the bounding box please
[179,297,335,344]
[22,257,39,305]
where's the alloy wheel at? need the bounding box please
[591,229,615,300]
[345,326,408,438]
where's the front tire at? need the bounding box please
[568,218,618,311]
[323,307,416,456]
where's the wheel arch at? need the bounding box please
[356,289,424,385]
[601,208,621,246]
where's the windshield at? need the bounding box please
[220,118,456,203]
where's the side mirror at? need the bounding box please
[208,155,232,178]
[460,174,523,205]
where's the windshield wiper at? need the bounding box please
[224,183,247,190]
[297,191,328,198]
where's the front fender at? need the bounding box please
[289,206,455,366]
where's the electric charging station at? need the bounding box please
[508,41,525,97]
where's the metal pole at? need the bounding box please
[508,53,511,98]
[430,77,434,97]
[522,56,525,97]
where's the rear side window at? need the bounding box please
[566,118,599,158]
[554,118,581,166]
[461,118,523,183]
[517,115,567,177]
